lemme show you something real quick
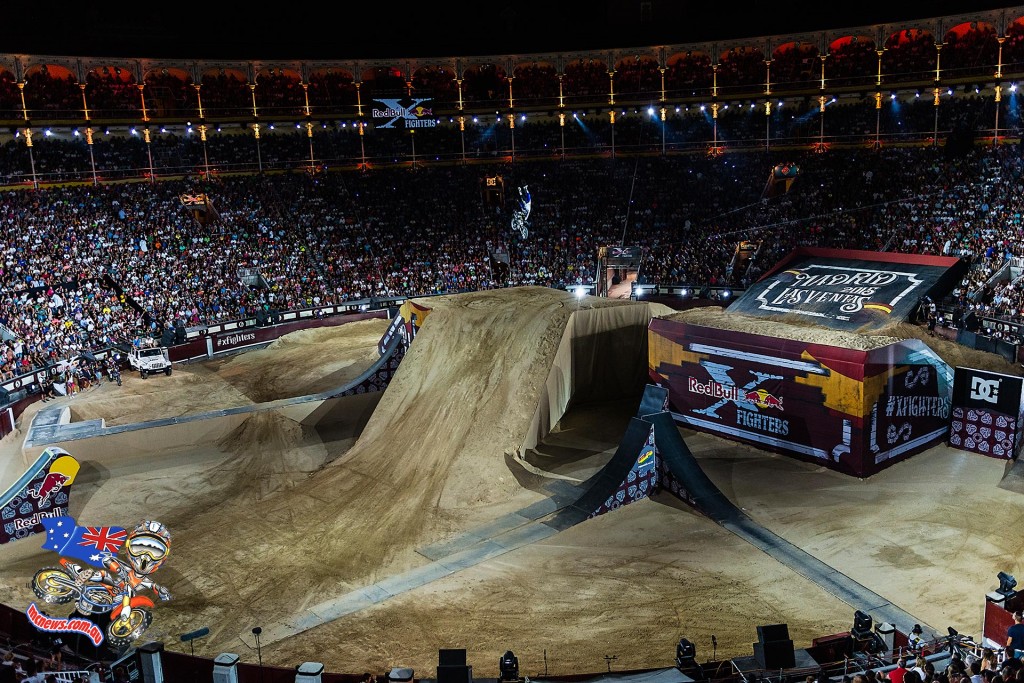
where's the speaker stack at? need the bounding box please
[437,649,472,683]
[753,623,796,670]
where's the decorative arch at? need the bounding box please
[827,34,876,88]
[717,45,766,92]
[199,67,251,119]
[512,61,558,108]
[771,41,819,87]
[23,63,79,119]
[412,64,457,109]
[308,66,357,116]
[881,28,936,84]
[665,50,712,98]
[942,21,999,79]
[255,66,305,119]
[143,67,193,119]
[462,62,508,109]
[0,65,19,120]
[563,57,608,106]
[1003,15,1024,73]
[84,65,139,117]
[613,55,660,100]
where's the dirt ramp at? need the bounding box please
[208,411,331,501]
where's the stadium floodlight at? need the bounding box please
[998,571,1017,596]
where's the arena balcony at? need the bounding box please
[2,6,1024,129]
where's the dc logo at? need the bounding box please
[970,377,1000,403]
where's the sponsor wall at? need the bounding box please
[949,367,1024,459]
[649,319,953,477]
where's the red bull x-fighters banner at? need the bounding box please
[0,447,80,544]
[649,320,953,477]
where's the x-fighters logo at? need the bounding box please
[970,376,1000,403]
[372,99,438,129]
[689,361,784,419]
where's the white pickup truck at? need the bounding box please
[128,346,173,379]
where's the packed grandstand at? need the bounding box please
[4,4,1024,683]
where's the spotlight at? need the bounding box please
[499,651,519,682]
[130,128,137,135]
[574,286,587,298]
[720,289,731,300]
[44,129,53,137]
[998,571,1017,596]
[1012,83,1018,92]
[675,638,696,668]
[520,114,526,121]
[648,107,654,116]
[73,129,80,137]
[852,610,873,638]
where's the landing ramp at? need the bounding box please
[726,247,966,332]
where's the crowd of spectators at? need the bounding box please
[1,110,1024,383]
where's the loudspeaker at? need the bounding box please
[757,624,790,644]
[437,665,472,683]
[753,640,796,670]
[439,649,467,666]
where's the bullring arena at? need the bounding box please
[4,3,1024,682]
[2,283,1024,680]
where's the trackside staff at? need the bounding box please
[1007,611,1024,658]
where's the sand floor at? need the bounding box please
[0,288,1019,678]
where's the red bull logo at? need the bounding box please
[744,389,784,411]
[32,472,69,506]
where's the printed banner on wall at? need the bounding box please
[0,447,80,545]
[649,319,952,477]
[949,367,1024,458]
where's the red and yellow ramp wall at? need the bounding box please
[648,319,952,477]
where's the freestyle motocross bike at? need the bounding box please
[31,557,165,648]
